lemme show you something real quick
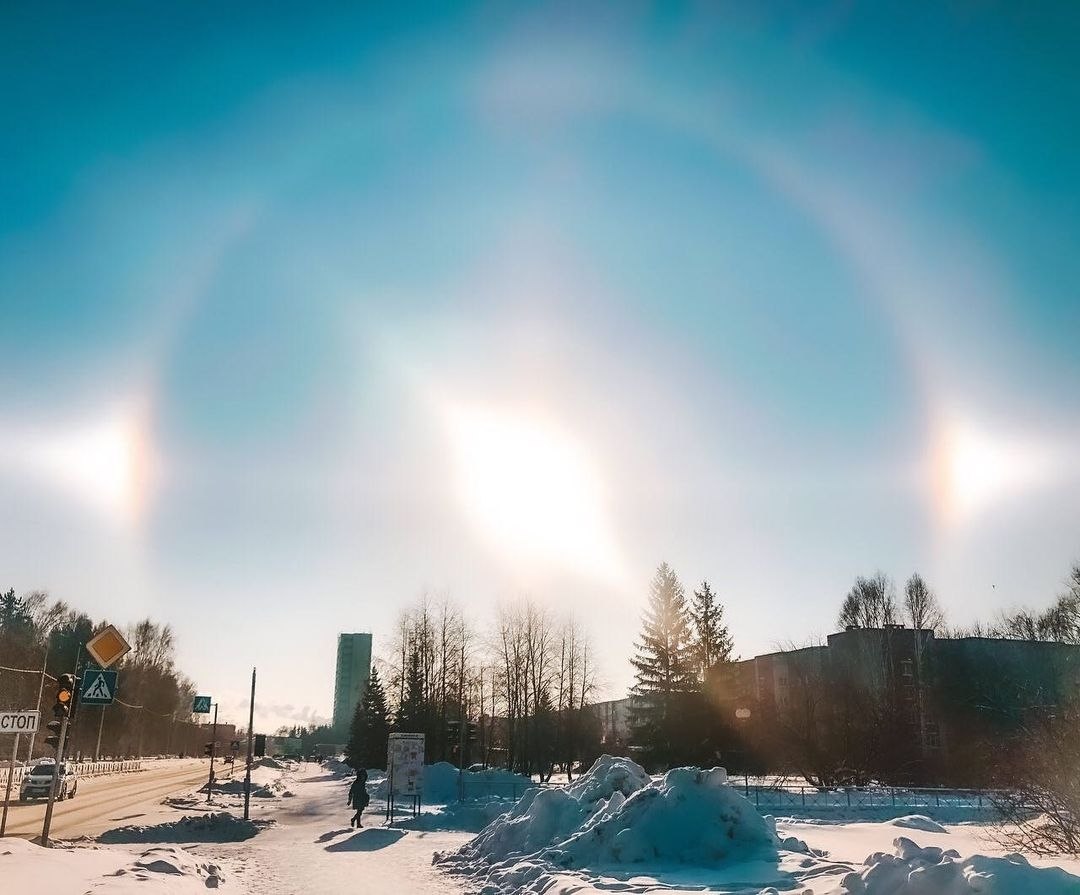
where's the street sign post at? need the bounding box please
[80,670,118,706]
[0,713,37,838]
[85,625,131,669]
[192,695,212,714]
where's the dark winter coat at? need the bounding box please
[348,773,369,809]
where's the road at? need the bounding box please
[1,760,215,840]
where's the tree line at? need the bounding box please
[0,588,201,760]
[343,594,602,779]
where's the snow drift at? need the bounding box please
[98,811,271,844]
[840,836,1080,894]
[436,755,810,892]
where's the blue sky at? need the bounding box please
[2,3,1079,730]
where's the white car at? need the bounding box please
[20,763,78,801]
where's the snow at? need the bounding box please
[435,756,820,892]
[840,836,1080,894]
[397,796,513,833]
[373,760,531,804]
[434,756,1080,895]
[0,836,226,892]
[98,811,272,844]
[891,814,950,834]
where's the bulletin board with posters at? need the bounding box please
[386,732,425,822]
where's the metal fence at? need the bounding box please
[741,783,1001,815]
[0,758,143,792]
[461,778,539,800]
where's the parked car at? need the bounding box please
[20,763,78,801]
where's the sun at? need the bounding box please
[444,404,622,581]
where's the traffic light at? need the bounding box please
[204,742,215,757]
[45,719,63,751]
[446,720,460,739]
[466,722,479,743]
[254,734,266,757]
[53,673,76,719]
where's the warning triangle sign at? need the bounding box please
[86,673,112,701]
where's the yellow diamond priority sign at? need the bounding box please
[86,624,132,669]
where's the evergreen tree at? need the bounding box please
[395,646,426,732]
[690,581,735,679]
[360,667,391,769]
[345,667,392,770]
[630,563,698,766]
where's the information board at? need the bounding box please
[387,732,425,797]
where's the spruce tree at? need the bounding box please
[630,563,697,766]
[395,646,426,732]
[690,581,735,679]
[360,667,391,769]
[345,668,392,770]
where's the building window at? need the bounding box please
[901,659,914,678]
[925,724,941,749]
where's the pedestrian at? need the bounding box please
[348,768,369,828]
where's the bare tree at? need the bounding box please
[991,700,1080,855]
[838,572,899,629]
[904,573,944,633]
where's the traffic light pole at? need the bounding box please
[40,715,68,847]
[206,703,218,804]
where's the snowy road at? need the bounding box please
[2,759,211,839]
[189,766,472,894]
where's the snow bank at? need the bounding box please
[1,837,225,892]
[374,761,531,804]
[398,797,513,833]
[98,811,271,844]
[323,757,355,778]
[437,755,811,892]
[890,815,949,834]
[840,836,1080,894]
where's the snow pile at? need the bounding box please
[323,757,355,778]
[890,815,949,834]
[437,755,809,892]
[98,811,271,844]
[2,837,225,892]
[374,761,531,804]
[840,836,1080,894]
[118,846,226,887]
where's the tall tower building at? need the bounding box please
[332,632,373,735]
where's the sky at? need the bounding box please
[2,3,1079,732]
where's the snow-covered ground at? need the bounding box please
[5,755,1080,894]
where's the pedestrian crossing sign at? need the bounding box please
[80,669,118,706]
[192,695,212,714]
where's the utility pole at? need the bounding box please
[206,703,218,804]
[26,646,49,762]
[244,667,256,820]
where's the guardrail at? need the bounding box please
[0,759,143,791]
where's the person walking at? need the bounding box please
[348,769,369,828]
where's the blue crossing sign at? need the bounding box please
[192,695,212,714]
[80,669,118,706]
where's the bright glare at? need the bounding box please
[19,406,153,526]
[445,404,622,582]
[932,415,1056,527]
